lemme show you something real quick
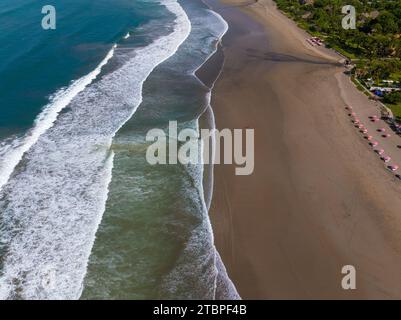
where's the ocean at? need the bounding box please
[0,0,239,299]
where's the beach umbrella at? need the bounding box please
[370,141,379,147]
[388,165,399,172]
[375,149,385,155]
[382,156,391,163]
[365,135,373,140]
[382,134,391,138]
[377,128,386,132]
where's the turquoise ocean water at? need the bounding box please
[0,0,238,299]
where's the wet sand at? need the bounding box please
[206,0,401,299]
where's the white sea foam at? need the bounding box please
[155,4,239,299]
[124,32,130,39]
[0,0,191,300]
[0,45,117,192]
[193,7,238,300]
[190,9,239,300]
[192,9,228,77]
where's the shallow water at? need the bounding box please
[0,0,238,299]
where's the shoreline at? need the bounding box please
[204,0,401,299]
[192,0,241,299]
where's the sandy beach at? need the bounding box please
[205,0,401,299]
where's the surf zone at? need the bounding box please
[145,121,255,176]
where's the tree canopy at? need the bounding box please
[275,0,401,59]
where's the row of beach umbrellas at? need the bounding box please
[346,106,399,173]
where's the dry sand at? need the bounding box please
[205,0,401,299]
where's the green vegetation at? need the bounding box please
[388,102,401,121]
[351,75,371,96]
[383,92,401,120]
[384,91,401,104]
[274,0,401,119]
[274,0,401,61]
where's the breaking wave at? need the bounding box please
[0,0,191,300]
